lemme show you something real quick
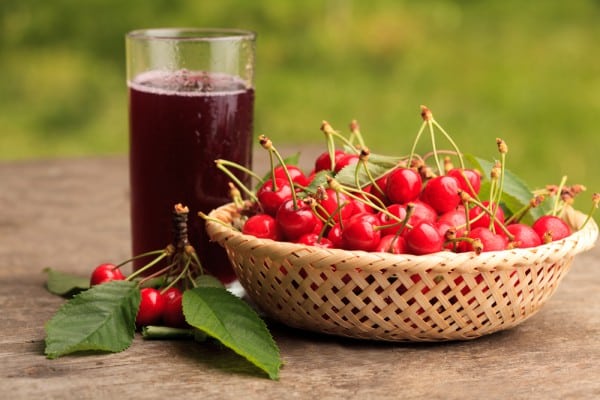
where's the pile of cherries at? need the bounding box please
[226,109,591,256]
[90,263,186,328]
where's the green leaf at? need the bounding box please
[194,274,225,289]
[335,161,391,188]
[45,280,140,359]
[465,155,549,223]
[44,268,90,297]
[333,150,403,189]
[304,169,334,193]
[182,287,281,380]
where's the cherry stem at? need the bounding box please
[321,121,338,171]
[190,249,205,276]
[259,135,299,208]
[382,231,404,253]
[552,176,568,216]
[199,211,237,230]
[142,326,197,340]
[427,120,444,175]
[138,260,176,288]
[577,193,599,230]
[228,183,245,209]
[460,193,472,233]
[160,254,192,294]
[505,195,543,225]
[345,184,387,211]
[408,121,427,170]
[187,268,198,289]
[448,236,483,255]
[215,160,259,203]
[467,197,514,240]
[412,107,465,174]
[115,249,166,270]
[309,196,341,231]
[328,177,404,226]
[488,165,499,214]
[215,159,264,184]
[267,150,278,191]
[356,150,380,190]
[349,120,367,149]
[333,190,345,224]
[377,204,415,234]
[431,120,465,170]
[322,121,361,154]
[493,154,506,215]
[126,251,170,282]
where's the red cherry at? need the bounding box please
[327,223,344,249]
[256,178,293,216]
[276,199,321,241]
[447,168,481,197]
[162,287,186,328]
[136,288,166,327]
[296,233,334,248]
[334,153,360,173]
[90,263,125,286]
[385,168,422,204]
[341,213,381,251]
[409,200,438,226]
[374,174,390,203]
[436,207,467,237]
[468,201,505,232]
[242,214,282,241]
[464,227,508,252]
[273,165,309,187]
[405,222,444,255]
[375,234,407,254]
[314,150,346,172]
[532,215,571,243]
[377,203,408,236]
[351,197,374,215]
[506,223,542,248]
[420,175,461,214]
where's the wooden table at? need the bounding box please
[1,153,599,399]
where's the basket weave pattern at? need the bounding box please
[206,204,598,341]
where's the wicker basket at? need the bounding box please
[206,204,598,341]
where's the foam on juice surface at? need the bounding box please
[128,70,249,97]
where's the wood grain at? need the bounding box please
[0,152,599,399]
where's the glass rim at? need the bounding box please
[126,28,256,42]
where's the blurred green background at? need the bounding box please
[2,0,599,195]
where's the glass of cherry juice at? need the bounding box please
[126,28,255,283]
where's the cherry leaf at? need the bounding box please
[44,268,89,297]
[45,280,140,359]
[194,274,225,288]
[304,169,333,193]
[182,287,281,380]
[335,161,391,189]
[465,155,549,223]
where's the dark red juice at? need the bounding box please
[128,70,254,283]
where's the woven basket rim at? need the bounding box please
[206,203,598,274]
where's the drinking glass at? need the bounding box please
[126,28,256,283]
